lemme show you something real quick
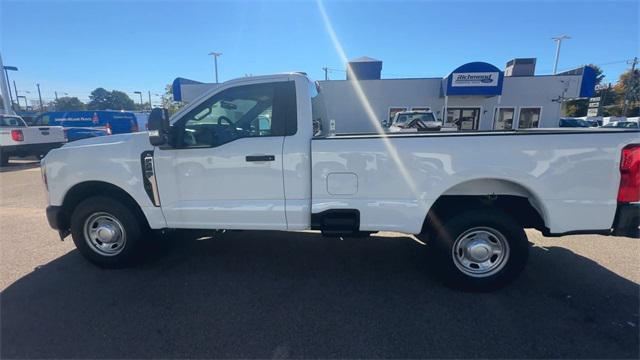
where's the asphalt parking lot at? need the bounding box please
[0,160,638,359]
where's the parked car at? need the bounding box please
[602,121,639,129]
[558,118,592,128]
[34,110,139,142]
[41,73,640,291]
[0,114,65,166]
[389,110,442,132]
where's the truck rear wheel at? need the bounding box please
[427,209,528,291]
[70,196,145,267]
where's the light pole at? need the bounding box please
[3,65,18,111]
[133,91,143,110]
[208,52,222,83]
[54,91,68,101]
[551,35,571,74]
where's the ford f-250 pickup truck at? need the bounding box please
[41,73,639,291]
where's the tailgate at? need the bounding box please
[22,126,66,144]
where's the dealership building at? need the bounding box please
[172,56,597,133]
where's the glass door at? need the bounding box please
[445,108,480,130]
[494,108,515,130]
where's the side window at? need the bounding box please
[518,107,541,129]
[175,81,296,148]
[493,107,515,130]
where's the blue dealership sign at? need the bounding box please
[445,62,504,96]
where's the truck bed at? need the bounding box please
[311,129,639,234]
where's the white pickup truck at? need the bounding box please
[41,73,639,291]
[0,114,65,166]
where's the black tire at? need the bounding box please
[427,209,529,292]
[70,196,146,268]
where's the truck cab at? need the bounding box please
[151,73,312,230]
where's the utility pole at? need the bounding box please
[208,52,222,83]
[552,35,571,74]
[148,91,152,111]
[54,91,59,101]
[36,83,43,111]
[622,56,638,117]
[322,67,329,80]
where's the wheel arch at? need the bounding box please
[422,178,548,235]
[57,181,150,231]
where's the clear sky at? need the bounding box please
[1,0,638,105]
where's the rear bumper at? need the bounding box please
[1,142,64,157]
[612,203,640,238]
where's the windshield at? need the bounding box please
[0,116,26,127]
[395,113,436,125]
[560,119,590,127]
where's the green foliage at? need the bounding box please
[87,88,135,110]
[617,68,640,98]
[53,96,86,111]
[161,84,185,116]
[564,99,588,117]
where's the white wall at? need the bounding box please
[319,74,584,133]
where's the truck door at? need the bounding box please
[153,80,297,230]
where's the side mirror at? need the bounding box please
[148,108,170,146]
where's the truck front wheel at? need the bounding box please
[70,196,145,267]
[427,209,529,291]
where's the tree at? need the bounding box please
[109,90,135,110]
[161,84,185,116]
[589,64,605,85]
[53,96,86,111]
[87,88,135,110]
[615,67,640,116]
[87,88,111,110]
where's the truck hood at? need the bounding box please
[43,132,154,167]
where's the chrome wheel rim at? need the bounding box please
[83,212,126,256]
[452,226,509,278]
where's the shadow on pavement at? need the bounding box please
[1,231,638,359]
[0,160,40,173]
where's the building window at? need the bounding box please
[518,107,541,129]
[387,107,407,127]
[493,107,515,130]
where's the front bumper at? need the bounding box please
[46,205,64,230]
[612,203,640,238]
[46,206,70,240]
